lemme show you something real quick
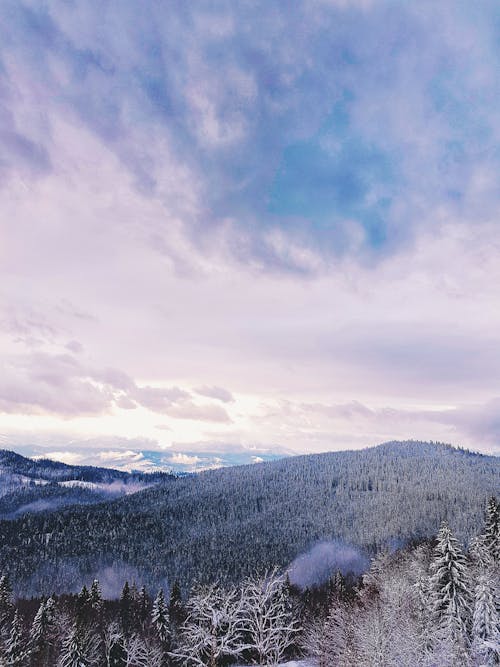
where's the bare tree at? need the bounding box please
[241,569,301,666]
[170,584,244,667]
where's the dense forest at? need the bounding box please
[0,450,174,519]
[0,496,497,666]
[0,441,498,596]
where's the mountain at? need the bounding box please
[0,440,498,596]
[0,449,174,519]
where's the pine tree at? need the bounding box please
[169,581,183,626]
[152,589,169,645]
[484,496,499,563]
[137,586,149,628]
[76,585,92,624]
[471,573,499,665]
[0,575,14,630]
[119,582,132,636]
[4,610,28,666]
[430,523,471,647]
[89,579,103,613]
[30,597,56,666]
[58,622,101,667]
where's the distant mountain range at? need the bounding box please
[0,440,498,596]
[0,449,174,519]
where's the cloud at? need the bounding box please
[0,351,192,418]
[38,450,85,465]
[167,452,202,466]
[2,1,500,272]
[194,385,234,403]
[165,402,231,423]
[1,1,500,458]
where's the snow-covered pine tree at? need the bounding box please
[0,575,14,630]
[169,581,183,626]
[30,596,56,666]
[119,582,132,636]
[469,534,491,569]
[89,579,103,614]
[58,622,101,667]
[76,585,92,624]
[471,573,499,665]
[137,586,149,629]
[430,523,472,650]
[484,496,499,563]
[4,610,28,666]
[152,589,169,646]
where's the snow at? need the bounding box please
[236,662,316,667]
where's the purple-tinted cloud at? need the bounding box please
[194,385,234,403]
[0,1,500,457]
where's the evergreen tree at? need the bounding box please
[4,610,28,666]
[89,579,103,613]
[0,575,14,630]
[471,573,499,665]
[30,597,56,666]
[430,523,471,647]
[76,585,92,624]
[484,496,499,563]
[119,582,132,636]
[152,589,169,646]
[137,586,149,628]
[169,581,183,626]
[58,622,101,667]
[332,570,346,601]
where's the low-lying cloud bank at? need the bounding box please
[287,541,369,589]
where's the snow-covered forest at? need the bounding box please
[0,496,497,666]
[1,441,498,597]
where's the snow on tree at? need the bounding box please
[171,583,244,667]
[119,582,132,636]
[430,523,472,654]
[471,573,500,665]
[302,600,352,667]
[58,621,101,667]
[0,575,14,630]
[169,580,184,644]
[76,585,92,624]
[240,568,301,666]
[152,589,170,645]
[137,586,149,629]
[89,579,103,613]
[104,622,127,667]
[484,496,499,563]
[124,634,164,667]
[4,610,29,666]
[30,596,56,665]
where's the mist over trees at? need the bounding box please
[0,441,498,597]
[0,496,497,666]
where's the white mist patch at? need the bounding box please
[287,540,369,589]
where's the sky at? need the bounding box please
[1,0,500,471]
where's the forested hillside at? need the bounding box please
[0,498,498,666]
[0,441,498,596]
[0,450,174,519]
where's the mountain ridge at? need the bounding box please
[0,440,498,595]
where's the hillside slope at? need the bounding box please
[0,441,498,595]
[0,449,174,518]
